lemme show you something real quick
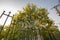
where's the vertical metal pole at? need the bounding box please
[0,12,11,33]
[5,15,14,40]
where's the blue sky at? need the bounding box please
[0,0,60,30]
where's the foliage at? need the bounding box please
[0,4,60,40]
